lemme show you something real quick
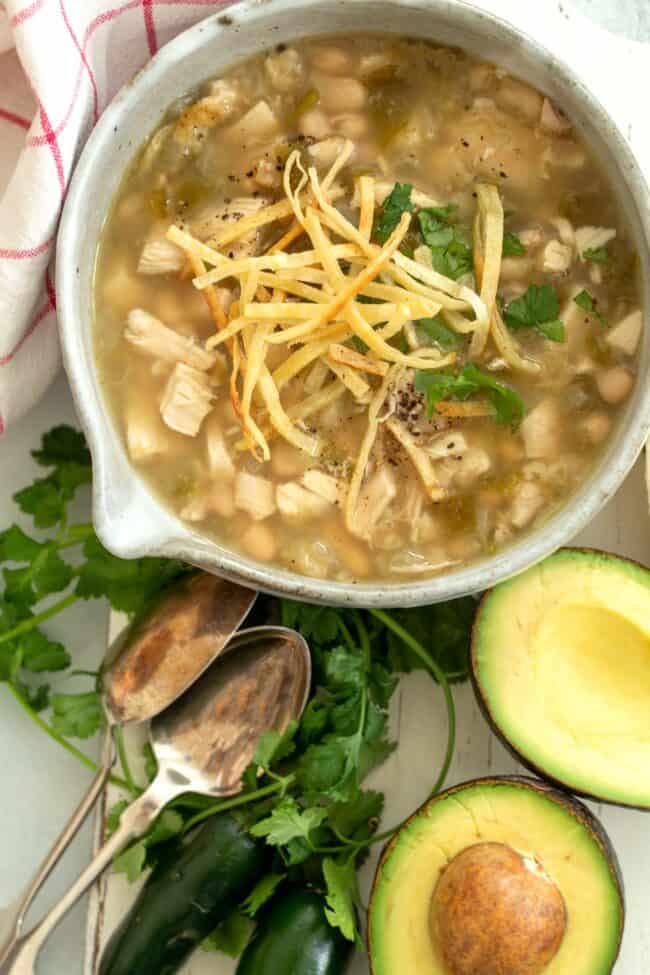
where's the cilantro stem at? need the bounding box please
[114,726,139,796]
[181,776,295,832]
[0,591,78,646]
[5,683,131,792]
[368,609,455,796]
[352,612,371,658]
[337,619,356,654]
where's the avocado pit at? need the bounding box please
[431,841,567,975]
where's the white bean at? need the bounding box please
[241,522,278,562]
[299,109,332,140]
[310,46,353,75]
[211,484,235,519]
[596,366,634,404]
[580,412,612,444]
[317,76,367,114]
[332,113,369,140]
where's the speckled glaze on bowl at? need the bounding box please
[56,0,650,607]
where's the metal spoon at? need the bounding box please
[0,572,256,966]
[6,624,311,974]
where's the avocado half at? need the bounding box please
[368,776,623,975]
[472,548,650,808]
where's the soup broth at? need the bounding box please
[94,35,642,582]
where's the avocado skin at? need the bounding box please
[470,546,650,811]
[367,775,624,975]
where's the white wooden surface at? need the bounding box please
[0,2,649,974]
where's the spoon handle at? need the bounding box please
[0,747,113,967]
[5,777,170,975]
[0,733,115,965]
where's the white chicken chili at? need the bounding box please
[93,36,642,582]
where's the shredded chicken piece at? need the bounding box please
[265,48,304,91]
[542,240,573,273]
[308,137,348,169]
[386,418,446,501]
[192,197,270,259]
[301,469,343,504]
[510,480,546,528]
[225,100,279,146]
[574,226,616,261]
[351,467,397,540]
[521,399,561,459]
[160,362,213,436]
[173,81,242,151]
[125,391,171,463]
[138,237,186,275]
[234,471,276,520]
[276,481,331,521]
[204,418,236,479]
[540,98,572,133]
[426,431,468,459]
[125,309,217,371]
[606,309,642,356]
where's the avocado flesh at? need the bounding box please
[474,548,650,806]
[369,779,622,975]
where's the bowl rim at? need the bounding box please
[56,0,650,607]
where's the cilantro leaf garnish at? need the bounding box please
[373,183,415,243]
[50,691,104,739]
[418,206,473,280]
[250,797,329,846]
[502,231,526,257]
[202,912,253,958]
[415,364,524,427]
[241,873,286,917]
[113,809,184,881]
[574,288,608,325]
[583,246,609,263]
[416,315,462,350]
[112,841,147,883]
[14,425,92,528]
[503,284,565,342]
[323,858,361,946]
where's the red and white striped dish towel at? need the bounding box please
[0,0,230,436]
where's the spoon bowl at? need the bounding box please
[103,571,257,725]
[152,626,311,797]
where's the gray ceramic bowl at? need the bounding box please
[57,0,650,607]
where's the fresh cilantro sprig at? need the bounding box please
[503,284,565,342]
[574,288,608,326]
[583,246,609,263]
[415,364,525,427]
[416,315,462,350]
[418,205,473,281]
[373,183,416,243]
[502,231,526,257]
